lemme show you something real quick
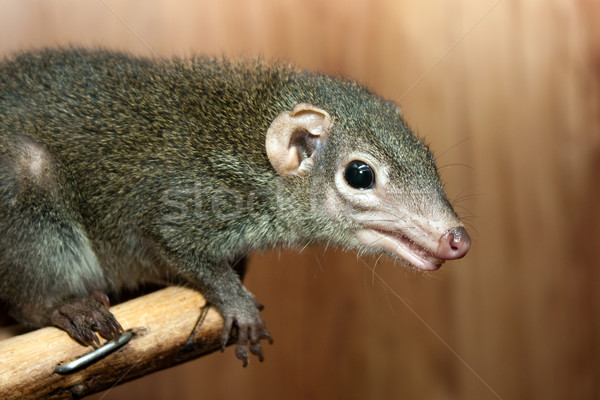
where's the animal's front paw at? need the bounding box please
[219,299,273,367]
[50,290,123,347]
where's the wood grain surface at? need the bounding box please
[0,1,598,399]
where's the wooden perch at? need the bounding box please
[0,287,227,399]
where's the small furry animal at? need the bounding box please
[0,48,470,365]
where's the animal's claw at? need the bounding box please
[50,291,123,347]
[215,300,272,366]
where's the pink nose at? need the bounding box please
[438,227,471,260]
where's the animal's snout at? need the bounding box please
[438,227,471,260]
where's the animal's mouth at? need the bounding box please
[357,229,444,271]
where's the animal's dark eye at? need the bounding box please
[344,160,375,190]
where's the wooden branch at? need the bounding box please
[0,286,227,399]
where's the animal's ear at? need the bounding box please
[266,103,331,177]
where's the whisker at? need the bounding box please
[452,204,475,215]
[298,240,312,254]
[437,163,474,172]
[434,137,472,161]
[314,253,323,272]
[372,253,385,285]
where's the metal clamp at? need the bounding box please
[54,330,134,375]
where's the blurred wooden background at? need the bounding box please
[1,0,599,399]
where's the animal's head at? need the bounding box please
[265,74,470,270]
